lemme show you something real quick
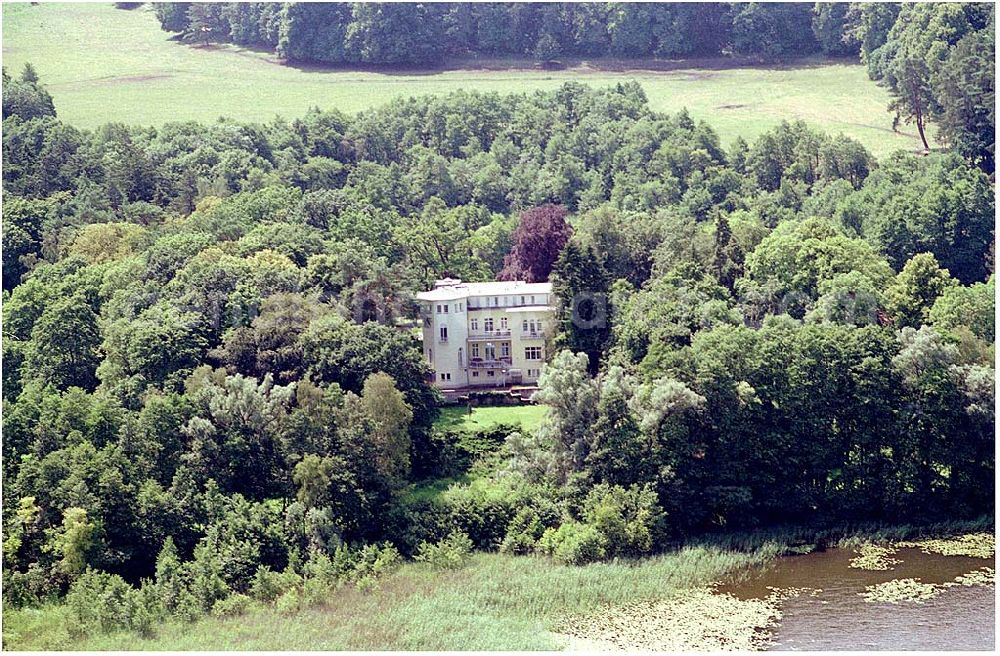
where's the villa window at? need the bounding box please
[500,317,508,330]
[501,342,510,357]
[440,326,448,341]
[522,320,528,332]
[525,346,542,361]
[436,304,442,314]
[471,318,479,331]
[471,343,480,358]
[484,318,494,332]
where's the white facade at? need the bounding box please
[417,278,555,390]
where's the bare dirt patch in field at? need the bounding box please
[101,74,174,85]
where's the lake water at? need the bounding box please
[718,546,995,651]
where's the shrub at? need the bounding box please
[302,551,341,589]
[349,543,401,590]
[275,587,303,615]
[582,483,665,557]
[65,570,165,637]
[2,563,53,608]
[211,593,253,618]
[414,530,473,570]
[154,537,186,614]
[455,423,518,465]
[330,544,362,580]
[65,569,133,635]
[173,588,203,624]
[248,565,302,603]
[449,492,520,550]
[302,575,331,606]
[126,581,164,637]
[187,541,231,610]
[500,507,549,555]
[538,522,608,565]
[297,547,373,603]
[382,501,453,555]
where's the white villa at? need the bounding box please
[416,278,555,392]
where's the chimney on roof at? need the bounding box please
[434,278,462,288]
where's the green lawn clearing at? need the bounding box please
[434,404,548,434]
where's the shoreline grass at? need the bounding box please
[2,548,770,651]
[2,3,929,156]
[4,516,990,651]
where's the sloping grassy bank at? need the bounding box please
[4,516,990,651]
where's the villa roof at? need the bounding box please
[417,279,552,301]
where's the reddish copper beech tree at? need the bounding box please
[498,204,572,283]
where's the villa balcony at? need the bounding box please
[467,330,511,340]
[467,300,545,310]
[520,332,544,341]
[467,358,512,369]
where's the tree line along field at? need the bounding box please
[2,2,924,157]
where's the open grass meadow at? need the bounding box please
[3,3,929,157]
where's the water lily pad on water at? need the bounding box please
[861,562,994,605]
[849,544,902,571]
[554,586,818,651]
[951,566,995,588]
[894,532,994,559]
[860,578,942,604]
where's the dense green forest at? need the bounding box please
[2,1,995,642]
[156,2,811,61]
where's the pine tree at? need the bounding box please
[712,214,744,292]
[19,63,39,84]
[184,3,225,46]
[552,241,612,373]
